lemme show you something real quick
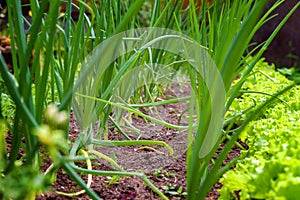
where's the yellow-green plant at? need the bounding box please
[219,62,300,199]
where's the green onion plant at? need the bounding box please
[185,0,300,199]
[0,0,150,199]
[0,0,299,199]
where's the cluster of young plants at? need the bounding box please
[153,167,175,180]
[162,184,187,198]
[0,0,299,199]
[152,167,187,198]
[219,60,300,199]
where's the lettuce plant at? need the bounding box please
[219,60,300,199]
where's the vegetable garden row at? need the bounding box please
[0,0,299,199]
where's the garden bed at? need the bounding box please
[1,1,300,200]
[31,83,244,200]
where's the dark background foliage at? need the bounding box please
[253,0,300,68]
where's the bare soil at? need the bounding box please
[34,83,243,200]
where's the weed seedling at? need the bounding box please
[153,167,175,180]
[162,183,187,198]
[106,175,123,186]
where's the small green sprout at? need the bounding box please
[153,167,175,180]
[153,167,164,178]
[162,184,187,197]
[106,175,123,186]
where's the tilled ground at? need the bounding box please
[5,83,243,200]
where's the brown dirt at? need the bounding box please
[33,83,243,200]
[2,82,244,200]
